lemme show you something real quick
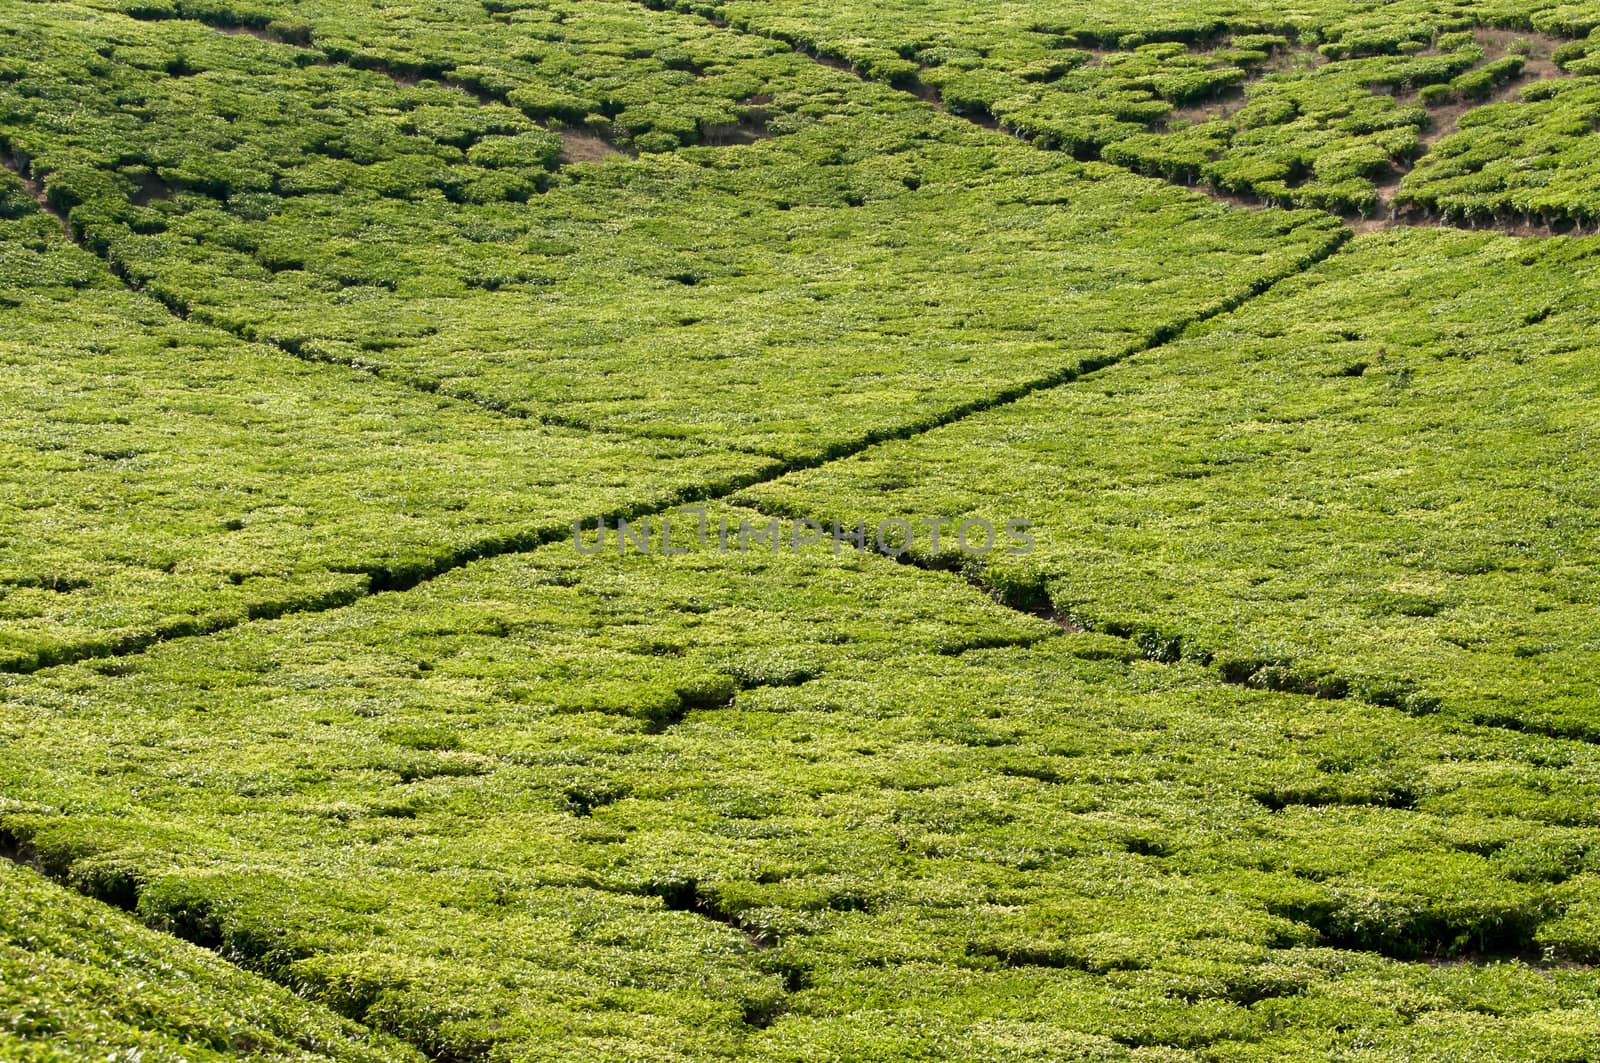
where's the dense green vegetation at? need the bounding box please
[0,0,1342,461]
[1398,49,1600,224]
[6,523,1600,1059]
[1102,35,1531,216]
[683,0,1600,220]
[18,0,1598,222]
[0,170,770,672]
[0,860,420,1061]
[0,0,1336,667]
[73,0,819,153]
[3,0,1600,1059]
[748,229,1600,740]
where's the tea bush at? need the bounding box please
[0,1,1342,465]
[4,513,1600,1058]
[4,1,1600,1058]
[0,860,418,1061]
[686,0,1600,218]
[0,171,770,672]
[748,228,1600,741]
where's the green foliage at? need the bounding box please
[749,229,1600,741]
[1398,75,1600,225]
[0,1,1342,468]
[700,0,1597,217]
[6,514,1600,1058]
[0,207,770,673]
[0,861,420,1061]
[0,0,1347,673]
[3,1,1600,1060]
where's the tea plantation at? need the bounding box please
[3,0,1600,1060]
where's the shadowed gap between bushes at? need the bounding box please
[1267,895,1553,964]
[642,875,815,1029]
[0,823,486,1060]
[0,151,70,234]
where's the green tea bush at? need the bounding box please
[1399,76,1600,224]
[0,861,418,1061]
[1419,80,1457,104]
[0,205,770,672]
[750,228,1600,743]
[5,2,1600,1059]
[0,0,1344,472]
[686,0,1598,216]
[6,516,1600,1058]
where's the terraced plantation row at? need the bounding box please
[1,860,416,1062]
[0,168,775,672]
[4,0,1600,1060]
[0,0,1345,670]
[8,523,1600,1060]
[747,229,1600,742]
[678,0,1600,225]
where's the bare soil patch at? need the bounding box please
[559,130,625,163]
